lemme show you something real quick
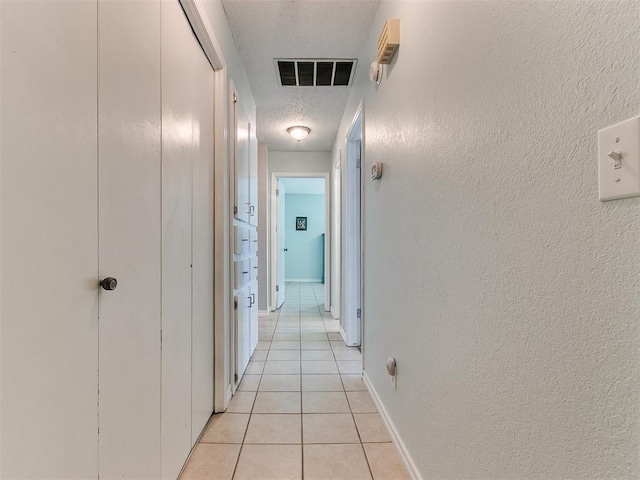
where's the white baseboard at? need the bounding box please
[258,309,269,315]
[286,278,322,283]
[363,372,423,480]
[331,306,339,319]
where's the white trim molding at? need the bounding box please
[179,0,225,70]
[212,70,231,413]
[342,102,363,347]
[363,372,424,480]
[270,172,331,314]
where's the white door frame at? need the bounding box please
[342,102,364,347]
[270,172,331,312]
[330,153,341,320]
[275,178,287,309]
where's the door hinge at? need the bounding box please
[234,373,238,382]
[234,205,238,215]
[357,308,361,319]
[233,93,238,104]
[276,189,280,196]
[276,285,279,292]
[234,299,238,310]
[356,159,361,169]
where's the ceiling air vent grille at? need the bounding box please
[276,59,357,87]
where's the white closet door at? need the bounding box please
[0,2,99,478]
[191,46,215,445]
[97,1,162,478]
[161,1,195,477]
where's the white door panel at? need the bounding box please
[0,2,99,478]
[235,259,250,290]
[1,2,216,478]
[234,225,250,254]
[191,39,215,446]
[161,0,195,477]
[98,2,162,478]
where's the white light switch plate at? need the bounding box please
[598,115,640,201]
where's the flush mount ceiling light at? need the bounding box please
[287,126,310,141]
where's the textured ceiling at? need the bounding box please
[222,0,380,151]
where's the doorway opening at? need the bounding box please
[270,173,331,313]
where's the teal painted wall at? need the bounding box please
[285,194,325,281]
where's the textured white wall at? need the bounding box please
[333,1,640,478]
[269,150,332,175]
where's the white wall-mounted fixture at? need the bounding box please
[287,126,310,141]
[598,115,640,201]
[369,61,382,85]
[377,19,400,65]
[371,161,383,180]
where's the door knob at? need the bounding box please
[284,248,288,252]
[100,277,118,291]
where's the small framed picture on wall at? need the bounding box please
[296,217,307,231]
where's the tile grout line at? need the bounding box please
[232,294,282,480]
[239,283,371,479]
[320,283,375,480]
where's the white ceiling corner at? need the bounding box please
[221,0,380,152]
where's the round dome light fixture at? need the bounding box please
[287,126,310,141]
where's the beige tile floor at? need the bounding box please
[180,282,409,480]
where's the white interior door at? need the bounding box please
[343,113,362,347]
[276,179,287,308]
[161,0,196,477]
[190,37,215,448]
[0,2,99,477]
[2,2,215,479]
[98,1,162,478]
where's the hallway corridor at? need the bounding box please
[180,283,409,479]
